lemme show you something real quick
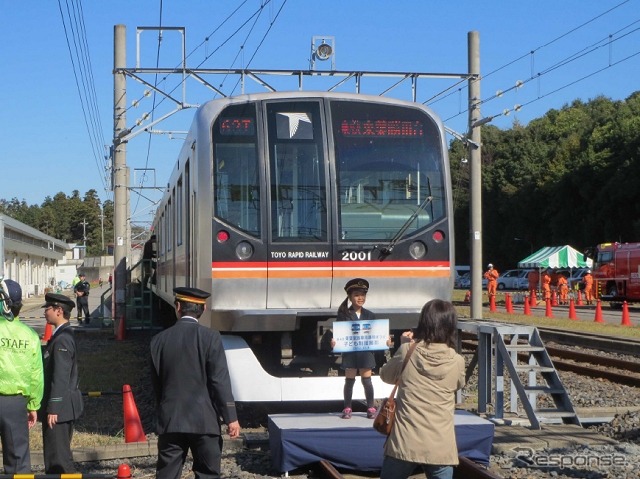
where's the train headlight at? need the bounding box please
[236,241,254,260]
[409,241,426,259]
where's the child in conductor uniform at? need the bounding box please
[331,278,378,419]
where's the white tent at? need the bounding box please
[517,245,593,269]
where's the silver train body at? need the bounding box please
[150,91,453,401]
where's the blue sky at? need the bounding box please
[2,1,638,226]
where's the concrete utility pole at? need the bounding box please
[113,24,129,322]
[468,31,483,320]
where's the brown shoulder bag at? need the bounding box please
[373,342,417,436]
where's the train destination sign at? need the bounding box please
[332,319,390,353]
[339,119,423,138]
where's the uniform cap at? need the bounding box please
[344,278,369,293]
[174,287,210,305]
[3,279,22,305]
[42,293,76,312]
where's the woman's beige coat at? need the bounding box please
[379,341,465,465]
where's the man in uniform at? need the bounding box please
[73,273,90,325]
[582,269,594,305]
[0,279,44,473]
[39,293,84,474]
[150,287,241,479]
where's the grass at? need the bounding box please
[451,288,640,338]
[29,330,153,450]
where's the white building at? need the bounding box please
[0,213,70,296]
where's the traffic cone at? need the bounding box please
[529,291,537,307]
[551,290,558,307]
[523,297,531,316]
[116,315,126,341]
[122,384,146,443]
[568,298,578,320]
[621,301,632,326]
[505,293,514,313]
[545,298,553,318]
[577,290,584,306]
[117,464,132,479]
[489,295,496,312]
[593,300,605,323]
[42,323,53,342]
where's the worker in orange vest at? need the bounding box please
[542,269,552,302]
[557,274,569,305]
[484,263,499,298]
[582,269,594,305]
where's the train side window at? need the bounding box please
[266,101,327,242]
[212,103,261,237]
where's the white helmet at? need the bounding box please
[586,269,591,273]
[488,263,493,268]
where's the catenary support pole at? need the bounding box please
[113,25,129,324]
[468,31,483,320]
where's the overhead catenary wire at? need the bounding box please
[57,0,112,203]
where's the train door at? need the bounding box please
[265,100,332,308]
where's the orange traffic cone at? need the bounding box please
[545,298,553,318]
[594,300,605,323]
[123,384,146,443]
[577,290,584,306]
[116,316,126,341]
[551,290,558,307]
[505,293,514,313]
[621,301,632,326]
[489,295,496,312]
[529,291,537,307]
[568,298,578,320]
[42,323,53,342]
[117,464,132,479]
[523,297,531,316]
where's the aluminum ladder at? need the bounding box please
[460,320,581,429]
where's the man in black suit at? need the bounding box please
[38,293,84,473]
[150,287,240,479]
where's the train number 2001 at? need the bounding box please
[341,250,372,261]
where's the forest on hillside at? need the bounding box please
[1,92,639,266]
[450,91,640,269]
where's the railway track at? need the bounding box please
[461,336,640,387]
[316,456,501,479]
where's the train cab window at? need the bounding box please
[266,102,327,242]
[331,100,445,241]
[212,103,261,237]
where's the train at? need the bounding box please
[148,91,453,401]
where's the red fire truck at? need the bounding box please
[592,242,640,306]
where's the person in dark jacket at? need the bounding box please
[150,287,240,479]
[331,278,378,419]
[38,293,84,474]
[73,273,90,325]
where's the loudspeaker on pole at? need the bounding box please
[122,384,147,443]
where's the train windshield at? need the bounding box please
[331,100,444,241]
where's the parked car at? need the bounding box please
[497,269,530,290]
[456,272,471,289]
